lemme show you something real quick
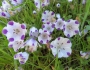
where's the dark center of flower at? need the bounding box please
[13,29,20,34]
[67,25,72,30]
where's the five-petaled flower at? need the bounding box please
[54,18,65,30]
[14,52,29,64]
[63,19,79,37]
[2,21,27,42]
[42,22,55,34]
[38,29,51,44]
[34,0,50,10]
[50,37,72,58]
[29,27,39,38]
[41,10,56,23]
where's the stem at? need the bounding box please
[14,60,18,70]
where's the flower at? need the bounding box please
[1,0,11,11]
[10,0,23,6]
[33,10,37,14]
[8,40,24,52]
[41,10,56,23]
[25,38,39,52]
[54,18,65,30]
[29,27,39,38]
[42,22,55,34]
[56,3,60,8]
[50,37,72,58]
[82,0,86,4]
[14,52,29,64]
[63,19,80,37]
[2,21,27,41]
[38,29,51,44]
[34,0,50,10]
[80,51,89,59]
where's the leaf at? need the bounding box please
[85,25,90,30]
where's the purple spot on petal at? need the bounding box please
[42,25,45,28]
[58,37,60,40]
[44,30,47,32]
[21,24,25,29]
[21,35,25,40]
[57,28,60,30]
[67,20,70,22]
[47,40,49,43]
[14,54,17,58]
[8,21,14,25]
[2,12,6,16]
[67,34,70,38]
[67,40,70,43]
[20,61,24,64]
[47,22,50,24]
[42,19,44,21]
[52,24,55,28]
[32,43,34,46]
[50,45,53,48]
[51,12,54,15]
[35,2,38,6]
[40,40,43,44]
[35,30,38,32]
[67,52,71,56]
[14,0,17,2]
[75,21,79,24]
[19,54,23,57]
[75,30,79,34]
[44,11,46,14]
[9,44,13,48]
[9,38,14,42]
[42,4,45,6]
[2,29,8,34]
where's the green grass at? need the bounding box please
[0,0,90,70]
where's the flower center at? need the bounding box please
[13,29,20,34]
[42,33,48,39]
[67,25,72,30]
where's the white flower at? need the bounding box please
[42,22,55,34]
[50,37,72,58]
[10,0,23,6]
[34,0,50,10]
[41,10,56,23]
[56,3,60,8]
[82,0,86,4]
[33,10,37,14]
[14,52,29,64]
[2,21,27,41]
[54,18,65,30]
[1,0,11,11]
[25,38,39,53]
[63,19,80,37]
[68,0,73,2]
[8,40,24,52]
[80,51,89,59]
[29,27,39,38]
[38,29,51,44]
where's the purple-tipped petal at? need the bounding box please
[42,19,44,21]
[9,38,14,42]
[51,12,54,15]
[67,34,70,38]
[21,24,25,29]
[35,2,38,6]
[42,25,45,28]
[67,40,70,43]
[8,21,14,25]
[21,35,25,40]
[67,52,71,56]
[2,29,8,34]
[52,24,55,28]
[58,37,60,40]
[50,45,53,48]
[75,30,79,33]
[40,40,43,44]
[20,61,24,64]
[9,44,13,48]
[75,21,79,24]
[67,20,70,22]
[2,12,6,16]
